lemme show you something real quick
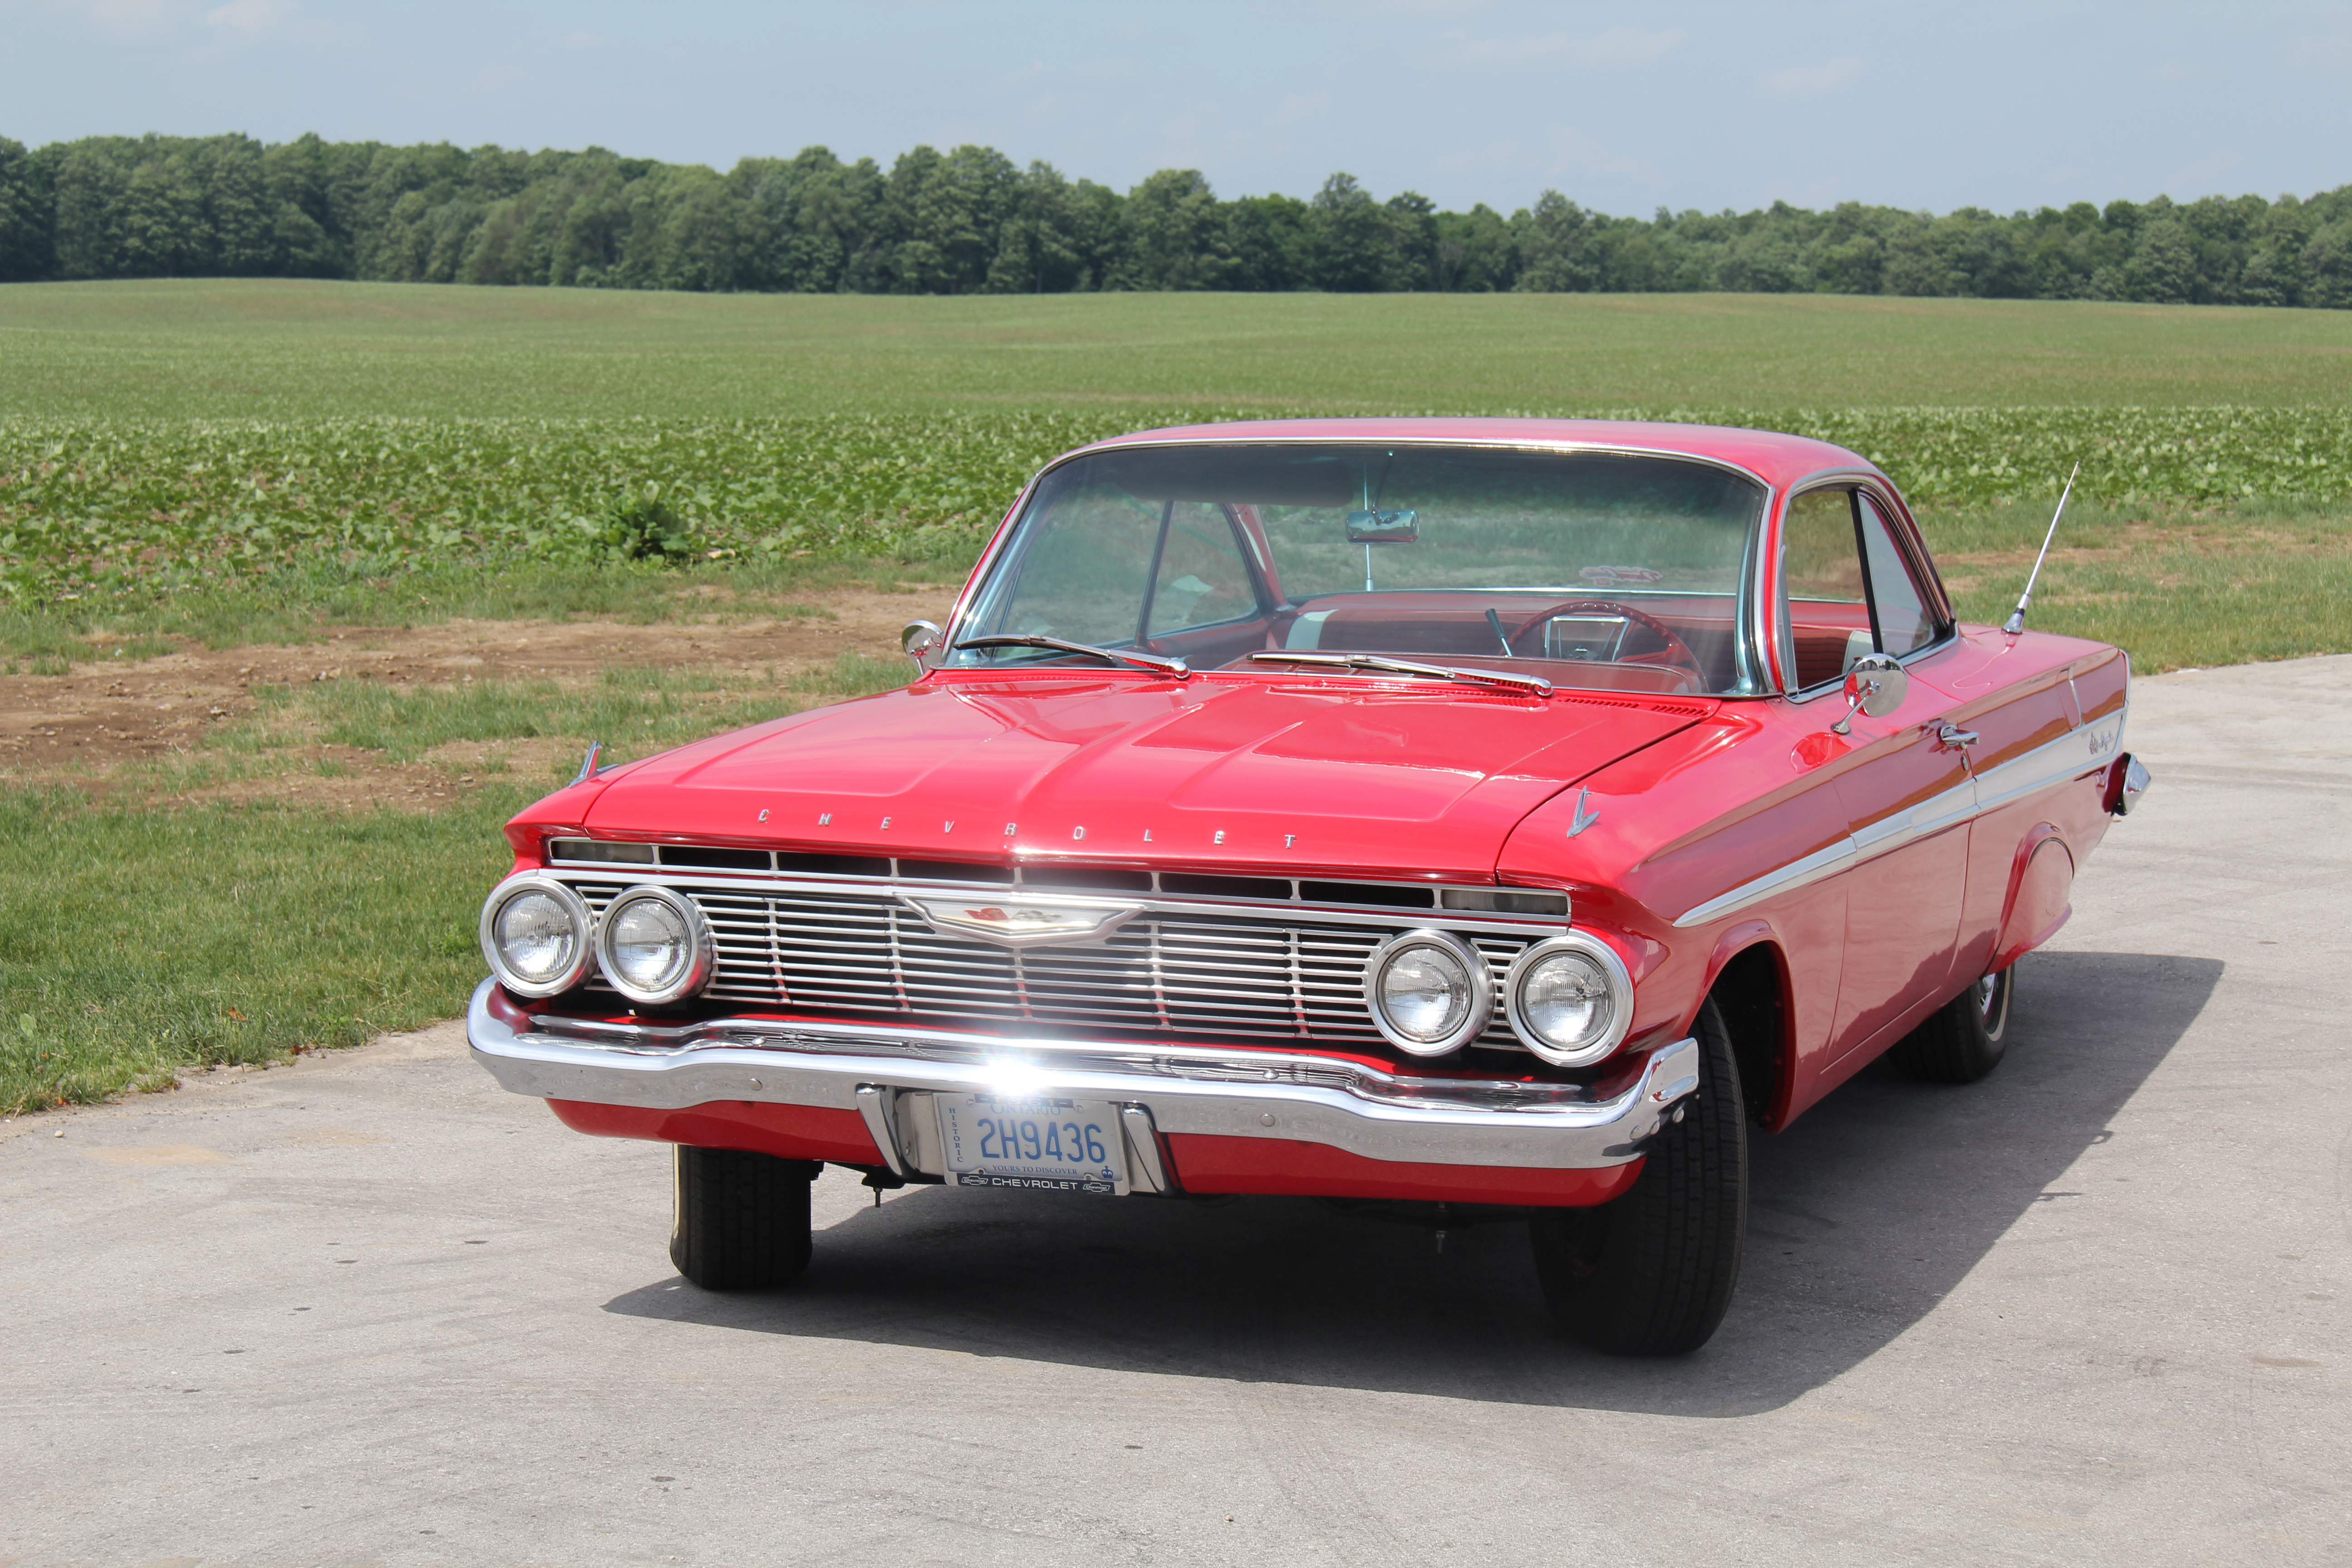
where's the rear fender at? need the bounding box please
[1993,826,2074,972]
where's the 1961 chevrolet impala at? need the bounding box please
[467,418,2148,1355]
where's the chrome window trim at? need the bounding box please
[1503,932,1637,1067]
[478,874,598,999]
[1772,470,1958,701]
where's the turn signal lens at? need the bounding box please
[1504,935,1634,1066]
[478,876,596,998]
[1364,931,1493,1056]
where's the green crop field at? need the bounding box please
[6,278,2352,419]
[2,278,2348,1115]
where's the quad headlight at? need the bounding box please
[1504,934,1633,1066]
[1363,930,1493,1056]
[479,876,596,997]
[593,884,714,1005]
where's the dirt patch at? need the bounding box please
[0,586,954,808]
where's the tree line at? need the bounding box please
[3,131,2350,307]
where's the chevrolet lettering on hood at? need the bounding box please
[468,417,2144,1357]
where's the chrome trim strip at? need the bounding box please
[1673,835,1861,929]
[854,1085,909,1178]
[466,980,1698,1171]
[536,868,1569,938]
[1971,708,2126,817]
[1120,1105,1172,1194]
[1674,704,2131,929]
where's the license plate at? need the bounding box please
[935,1095,1126,1195]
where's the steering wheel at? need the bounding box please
[1514,599,1706,686]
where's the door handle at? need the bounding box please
[1935,723,1979,749]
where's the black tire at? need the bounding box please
[669,1145,818,1291]
[1529,997,1747,1356]
[1889,961,2015,1084]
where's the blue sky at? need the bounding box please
[10,0,2349,216]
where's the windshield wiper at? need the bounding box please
[1248,650,1552,696]
[955,634,1191,680]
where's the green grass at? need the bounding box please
[0,786,530,1116]
[1926,498,2352,670]
[0,651,914,1114]
[225,652,910,767]
[6,279,2352,419]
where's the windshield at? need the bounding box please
[951,441,1769,696]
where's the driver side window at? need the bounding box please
[1782,486,1943,689]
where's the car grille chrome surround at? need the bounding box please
[548,870,1552,1052]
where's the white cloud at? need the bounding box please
[1453,27,1689,69]
[68,0,186,38]
[202,0,295,32]
[1759,56,1864,97]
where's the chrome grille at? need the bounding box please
[565,880,1531,1048]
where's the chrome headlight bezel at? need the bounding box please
[593,883,715,1005]
[479,874,597,998]
[1504,932,1634,1067]
[1362,928,1494,1057]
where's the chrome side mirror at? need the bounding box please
[1829,652,1907,735]
[901,619,943,671]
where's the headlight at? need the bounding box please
[479,876,595,997]
[1363,930,1493,1056]
[1504,934,1633,1066]
[593,885,714,1005]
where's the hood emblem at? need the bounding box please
[903,895,1141,949]
[1567,788,1602,838]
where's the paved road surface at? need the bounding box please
[3,657,2346,1567]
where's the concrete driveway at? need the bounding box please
[3,656,2346,1567]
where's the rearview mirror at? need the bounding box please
[901,619,943,670]
[1345,509,1418,544]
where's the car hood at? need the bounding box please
[584,674,1712,882]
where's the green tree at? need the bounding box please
[1308,173,1389,291]
[1114,168,1233,290]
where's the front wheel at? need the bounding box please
[670,1145,818,1290]
[1889,962,2015,1084]
[1529,998,1747,1356]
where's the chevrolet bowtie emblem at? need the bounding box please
[902,895,1141,949]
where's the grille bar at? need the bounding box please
[567,879,1532,1048]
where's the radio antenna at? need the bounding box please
[2004,460,2080,636]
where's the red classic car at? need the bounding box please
[468,418,2148,1355]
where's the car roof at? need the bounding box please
[1072,417,1881,493]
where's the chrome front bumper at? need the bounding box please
[466,979,1699,1185]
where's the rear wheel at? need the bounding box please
[1529,998,1747,1356]
[1889,962,2015,1084]
[670,1146,818,1290]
